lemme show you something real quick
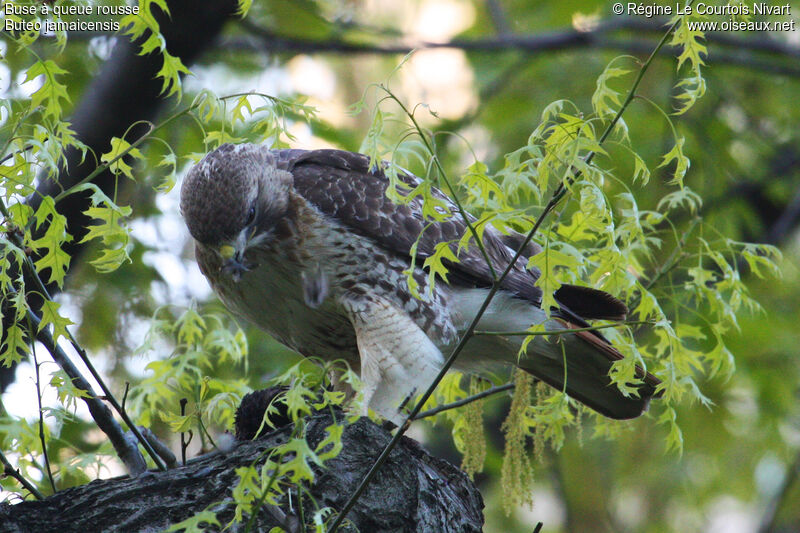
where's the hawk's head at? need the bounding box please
[180,143,292,279]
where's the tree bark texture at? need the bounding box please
[0,412,484,532]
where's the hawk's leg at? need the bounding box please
[342,296,445,426]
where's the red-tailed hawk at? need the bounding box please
[180,144,660,423]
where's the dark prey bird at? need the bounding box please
[180,144,661,423]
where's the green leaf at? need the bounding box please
[29,197,72,287]
[155,152,178,192]
[74,183,133,273]
[100,137,145,180]
[657,406,684,454]
[230,95,253,124]
[670,15,707,71]
[156,52,191,98]
[165,510,220,532]
[0,323,27,367]
[120,0,189,99]
[159,410,196,433]
[658,138,690,186]
[88,247,132,274]
[657,187,702,213]
[279,437,321,483]
[316,423,344,461]
[176,308,206,346]
[237,0,253,16]
[632,152,651,184]
[39,300,75,343]
[25,59,70,120]
[423,241,459,286]
[50,370,91,411]
[592,64,631,118]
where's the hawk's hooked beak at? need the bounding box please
[219,228,256,282]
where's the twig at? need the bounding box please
[221,18,800,78]
[51,123,154,204]
[414,383,514,420]
[121,381,130,409]
[180,398,189,466]
[328,15,685,532]
[486,0,511,35]
[474,320,655,337]
[22,303,149,476]
[644,216,700,290]
[16,248,166,471]
[29,335,57,494]
[0,143,36,166]
[0,449,44,500]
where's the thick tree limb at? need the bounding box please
[0,412,484,533]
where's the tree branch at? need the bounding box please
[414,383,514,420]
[225,18,800,77]
[0,449,44,500]
[21,302,148,476]
[0,412,484,533]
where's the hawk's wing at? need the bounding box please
[274,149,627,321]
[275,149,542,302]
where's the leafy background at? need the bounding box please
[0,1,798,532]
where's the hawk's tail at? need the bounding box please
[451,288,661,420]
[514,318,662,420]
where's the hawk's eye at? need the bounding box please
[246,206,256,225]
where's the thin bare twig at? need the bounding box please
[22,303,149,475]
[414,383,514,420]
[29,336,57,494]
[474,320,655,337]
[0,449,44,500]
[180,398,189,466]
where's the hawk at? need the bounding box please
[180,144,661,423]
